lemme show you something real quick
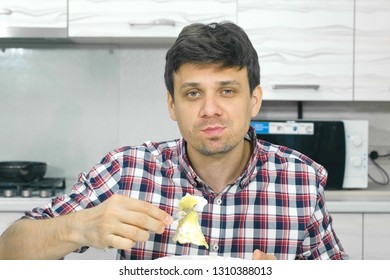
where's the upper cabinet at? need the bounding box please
[68,0,236,40]
[0,0,67,38]
[238,0,354,101]
[355,0,390,101]
[1,0,389,102]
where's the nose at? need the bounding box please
[199,95,223,117]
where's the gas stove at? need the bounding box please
[0,177,66,198]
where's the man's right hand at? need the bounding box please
[75,194,173,250]
[0,194,173,259]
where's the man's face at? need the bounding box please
[167,63,262,158]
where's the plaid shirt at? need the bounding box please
[25,127,347,260]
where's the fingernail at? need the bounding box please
[165,215,173,225]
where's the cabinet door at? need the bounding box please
[364,213,390,260]
[330,213,363,260]
[68,0,236,38]
[0,0,67,37]
[238,0,354,101]
[355,0,390,101]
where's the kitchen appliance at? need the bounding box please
[0,161,47,182]
[0,177,66,198]
[250,120,369,189]
[0,161,66,198]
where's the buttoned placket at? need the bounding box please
[209,193,224,255]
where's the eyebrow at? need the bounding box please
[180,82,200,90]
[180,80,241,90]
[219,80,241,86]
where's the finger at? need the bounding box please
[117,195,173,226]
[252,249,277,260]
[105,196,169,234]
[107,234,136,250]
[115,210,167,234]
[98,215,151,249]
[252,249,262,260]
[116,223,150,243]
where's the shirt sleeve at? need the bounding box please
[24,151,122,220]
[296,174,349,260]
[21,151,123,254]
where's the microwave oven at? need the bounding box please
[250,120,369,189]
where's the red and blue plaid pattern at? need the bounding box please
[25,127,347,260]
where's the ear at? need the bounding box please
[251,86,263,118]
[167,92,177,121]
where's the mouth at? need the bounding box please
[200,126,225,137]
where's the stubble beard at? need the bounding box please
[188,119,238,157]
[195,137,236,157]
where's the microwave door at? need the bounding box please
[254,121,346,189]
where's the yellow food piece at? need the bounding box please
[178,192,199,210]
[173,194,209,249]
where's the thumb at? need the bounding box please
[252,249,277,260]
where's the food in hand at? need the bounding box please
[172,193,209,249]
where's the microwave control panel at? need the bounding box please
[343,120,369,189]
[251,121,314,135]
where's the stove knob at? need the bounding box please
[3,189,15,198]
[39,189,51,198]
[21,189,32,198]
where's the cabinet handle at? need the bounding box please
[272,84,320,90]
[0,9,12,15]
[128,19,176,27]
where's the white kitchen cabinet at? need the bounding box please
[237,0,354,101]
[330,213,363,260]
[363,213,390,259]
[68,0,236,40]
[0,0,67,38]
[354,0,390,101]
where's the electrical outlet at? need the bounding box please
[369,146,390,162]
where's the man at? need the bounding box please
[0,21,347,260]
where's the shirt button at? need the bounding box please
[216,198,222,205]
[212,243,219,251]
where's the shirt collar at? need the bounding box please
[177,139,198,187]
[177,126,260,192]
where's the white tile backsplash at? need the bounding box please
[0,46,120,179]
[118,47,180,147]
[0,44,389,187]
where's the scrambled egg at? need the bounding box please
[172,193,209,249]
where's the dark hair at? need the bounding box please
[164,21,260,99]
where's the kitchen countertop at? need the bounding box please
[325,183,390,213]
[0,197,50,212]
[1,184,390,213]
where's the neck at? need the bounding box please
[188,139,252,193]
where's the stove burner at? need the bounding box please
[0,178,66,198]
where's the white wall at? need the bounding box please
[0,44,179,183]
[0,44,389,187]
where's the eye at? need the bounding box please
[186,91,200,98]
[222,89,235,96]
